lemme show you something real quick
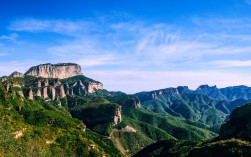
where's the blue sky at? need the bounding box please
[1,0,251,93]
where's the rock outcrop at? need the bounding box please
[88,82,103,93]
[0,76,8,82]
[25,63,83,79]
[28,88,33,100]
[123,97,141,108]
[9,71,24,78]
[114,106,122,125]
[120,125,137,132]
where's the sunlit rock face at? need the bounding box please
[25,63,83,79]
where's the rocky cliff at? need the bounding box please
[25,63,83,79]
[1,63,103,102]
[3,76,103,102]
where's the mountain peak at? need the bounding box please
[197,84,217,90]
[25,63,83,79]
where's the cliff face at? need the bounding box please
[25,63,83,79]
[24,77,102,101]
[1,63,103,102]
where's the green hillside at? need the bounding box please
[0,84,122,157]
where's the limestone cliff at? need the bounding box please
[25,63,83,79]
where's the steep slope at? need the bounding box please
[188,102,251,157]
[219,103,251,140]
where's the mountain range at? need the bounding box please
[1,63,251,157]
[136,85,251,132]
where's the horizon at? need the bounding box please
[1,0,251,93]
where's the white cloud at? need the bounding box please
[8,19,96,36]
[0,33,18,42]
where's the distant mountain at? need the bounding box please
[195,85,251,101]
[135,85,251,132]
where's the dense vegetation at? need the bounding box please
[134,102,251,157]
[50,91,217,156]
[0,84,122,157]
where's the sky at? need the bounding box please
[1,0,251,93]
